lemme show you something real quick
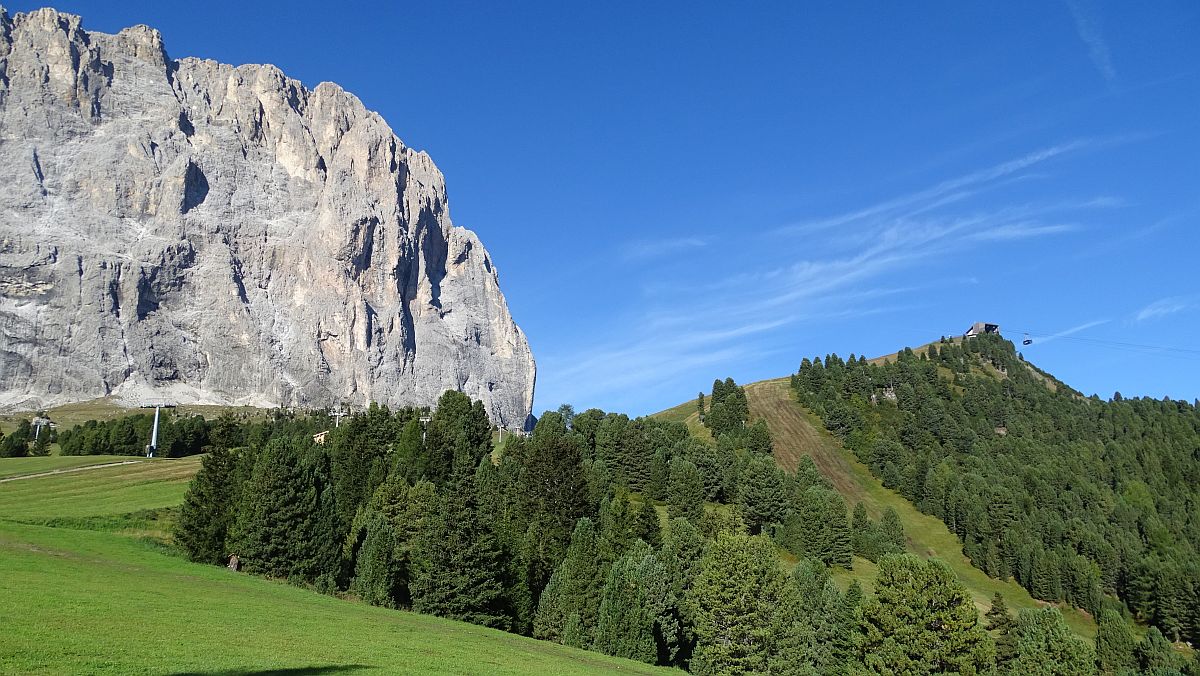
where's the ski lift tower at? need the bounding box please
[31,416,55,441]
[141,401,176,457]
[419,413,432,443]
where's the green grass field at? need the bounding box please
[655,376,1099,639]
[0,457,200,520]
[0,454,139,479]
[0,455,668,675]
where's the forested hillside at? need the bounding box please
[791,333,1200,645]
[165,376,1200,674]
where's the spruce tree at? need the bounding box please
[1136,626,1182,673]
[227,439,328,580]
[1095,608,1136,674]
[879,507,905,553]
[744,419,773,455]
[986,592,1017,669]
[822,491,853,568]
[666,458,705,524]
[1011,608,1096,675]
[423,390,492,483]
[175,445,237,564]
[391,417,426,482]
[350,509,402,608]
[599,490,639,562]
[787,558,859,672]
[534,518,608,647]
[738,455,788,534]
[687,532,794,674]
[851,501,872,559]
[409,467,509,629]
[648,450,669,501]
[594,542,677,664]
[635,498,662,548]
[661,518,705,667]
[859,555,995,674]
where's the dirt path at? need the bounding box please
[0,460,143,484]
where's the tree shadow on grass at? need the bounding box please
[171,665,371,676]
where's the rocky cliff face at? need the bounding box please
[0,7,535,427]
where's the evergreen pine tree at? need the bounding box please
[859,555,995,674]
[391,417,426,482]
[660,518,705,667]
[1136,626,1182,673]
[823,491,853,568]
[423,390,492,483]
[851,501,872,559]
[1011,608,1096,675]
[666,458,705,524]
[879,506,906,553]
[350,509,402,608]
[738,455,788,534]
[175,445,237,564]
[648,450,669,501]
[594,542,677,664]
[598,490,639,562]
[534,518,608,648]
[1095,608,1137,674]
[986,592,1017,670]
[745,419,773,455]
[409,467,509,629]
[227,439,328,580]
[687,532,795,674]
[635,498,662,548]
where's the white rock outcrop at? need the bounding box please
[0,6,535,427]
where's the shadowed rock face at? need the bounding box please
[0,7,535,427]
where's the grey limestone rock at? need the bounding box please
[0,6,535,427]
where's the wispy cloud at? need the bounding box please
[622,237,708,262]
[1032,319,1110,345]
[1136,297,1194,323]
[1065,0,1117,82]
[538,142,1129,413]
[774,141,1090,237]
[971,221,1080,241]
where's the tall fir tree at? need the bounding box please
[409,467,509,629]
[859,555,995,674]
[423,390,492,483]
[635,498,662,548]
[879,506,905,553]
[687,532,795,674]
[534,517,608,648]
[175,445,237,564]
[350,509,402,608]
[594,542,678,665]
[661,518,706,668]
[1095,608,1136,675]
[1136,626,1182,673]
[738,455,789,534]
[985,592,1017,670]
[227,439,329,581]
[1011,608,1095,675]
[851,501,873,559]
[667,457,706,524]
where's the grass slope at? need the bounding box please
[0,456,200,520]
[0,454,140,479]
[655,376,1097,638]
[0,458,666,675]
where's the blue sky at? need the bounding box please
[14,1,1200,415]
